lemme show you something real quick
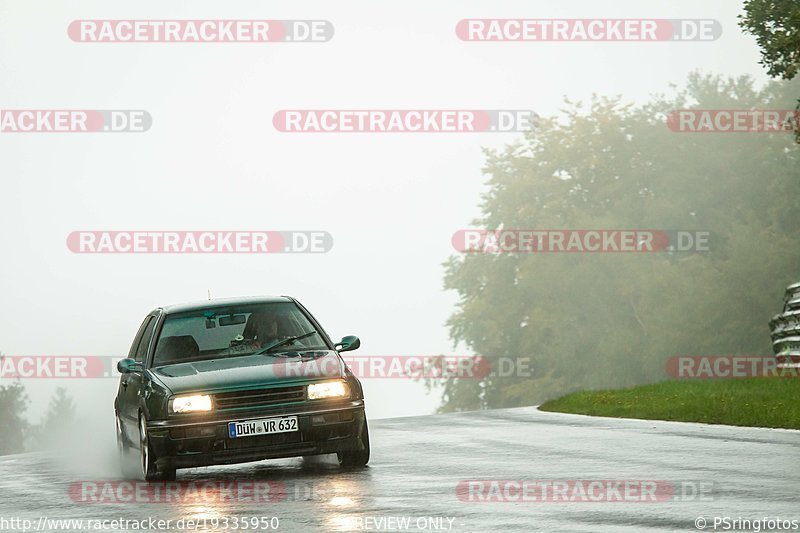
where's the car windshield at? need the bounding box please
[152,302,328,366]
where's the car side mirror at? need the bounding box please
[335,335,360,352]
[117,358,143,374]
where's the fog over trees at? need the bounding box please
[437,73,800,411]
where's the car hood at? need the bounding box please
[150,350,346,395]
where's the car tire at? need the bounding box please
[139,414,176,481]
[116,414,139,479]
[337,419,370,468]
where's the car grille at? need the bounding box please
[214,385,306,410]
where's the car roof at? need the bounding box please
[159,295,294,315]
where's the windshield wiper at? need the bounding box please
[253,331,317,356]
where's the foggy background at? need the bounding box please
[0,0,770,432]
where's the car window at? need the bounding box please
[134,316,157,362]
[152,302,327,366]
[128,316,151,359]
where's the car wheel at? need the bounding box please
[338,419,370,468]
[116,414,139,479]
[138,414,176,481]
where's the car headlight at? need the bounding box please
[307,381,349,400]
[170,394,213,414]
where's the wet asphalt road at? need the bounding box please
[0,407,798,532]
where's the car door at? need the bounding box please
[120,314,157,436]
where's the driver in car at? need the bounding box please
[246,312,285,347]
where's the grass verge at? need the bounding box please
[538,377,800,429]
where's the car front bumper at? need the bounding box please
[146,400,366,470]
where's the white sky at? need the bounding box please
[0,0,771,424]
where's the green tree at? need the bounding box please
[740,0,800,141]
[740,0,800,80]
[439,74,800,412]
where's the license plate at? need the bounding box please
[228,416,298,438]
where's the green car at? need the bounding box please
[114,296,369,480]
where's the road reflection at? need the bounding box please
[173,455,375,531]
